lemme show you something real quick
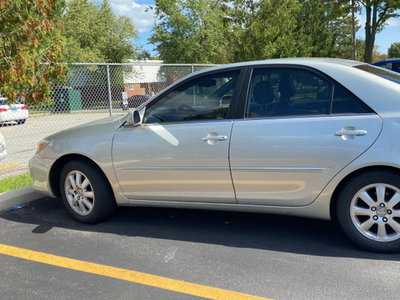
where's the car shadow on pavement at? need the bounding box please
[1,197,400,261]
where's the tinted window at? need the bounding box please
[144,71,239,124]
[246,68,331,118]
[392,63,400,73]
[331,86,372,114]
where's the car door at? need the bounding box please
[230,67,382,206]
[113,69,243,203]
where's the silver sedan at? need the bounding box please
[29,58,400,253]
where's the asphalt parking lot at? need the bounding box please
[2,112,400,299]
[1,196,400,300]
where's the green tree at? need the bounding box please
[0,0,67,103]
[226,0,304,61]
[388,42,400,58]
[295,1,361,59]
[149,0,231,63]
[358,0,400,63]
[372,49,388,61]
[226,0,358,61]
[150,0,359,63]
[296,0,335,57]
[64,0,139,63]
[329,1,362,59]
[354,38,388,62]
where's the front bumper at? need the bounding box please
[29,154,56,198]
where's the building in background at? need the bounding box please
[123,60,164,98]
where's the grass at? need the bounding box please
[0,172,33,194]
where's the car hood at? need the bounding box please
[37,114,127,164]
[44,115,126,142]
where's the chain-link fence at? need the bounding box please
[0,62,214,181]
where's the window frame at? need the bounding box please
[237,64,375,119]
[142,67,247,124]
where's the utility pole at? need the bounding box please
[351,0,357,60]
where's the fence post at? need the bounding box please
[191,64,195,73]
[106,64,113,116]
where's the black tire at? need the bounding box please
[59,159,117,224]
[17,119,26,125]
[336,170,400,253]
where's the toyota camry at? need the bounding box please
[29,58,400,253]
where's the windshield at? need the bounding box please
[354,64,400,84]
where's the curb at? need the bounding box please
[0,185,43,212]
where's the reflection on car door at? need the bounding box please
[112,70,242,204]
[113,121,236,203]
[229,66,382,206]
[230,115,381,206]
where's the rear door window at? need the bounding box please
[246,67,373,118]
[246,68,331,118]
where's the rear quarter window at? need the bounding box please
[332,85,373,114]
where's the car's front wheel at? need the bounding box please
[60,160,117,224]
[337,171,400,253]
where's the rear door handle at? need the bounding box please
[335,130,367,136]
[335,127,367,140]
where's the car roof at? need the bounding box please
[171,58,366,83]
[185,58,367,81]
[167,58,367,89]
[147,58,369,103]
[148,57,400,117]
[203,57,365,72]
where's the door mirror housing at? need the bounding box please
[126,108,143,126]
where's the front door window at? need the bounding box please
[144,71,240,123]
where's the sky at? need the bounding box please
[106,0,400,57]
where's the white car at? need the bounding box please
[0,97,29,125]
[0,132,6,161]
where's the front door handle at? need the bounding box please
[202,133,228,145]
[335,127,367,140]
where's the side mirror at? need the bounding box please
[126,109,142,126]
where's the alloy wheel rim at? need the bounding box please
[64,170,95,216]
[350,183,400,242]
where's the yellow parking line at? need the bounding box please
[0,163,21,170]
[0,162,28,170]
[0,244,272,300]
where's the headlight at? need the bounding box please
[36,139,50,153]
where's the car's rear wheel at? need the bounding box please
[337,171,400,253]
[60,160,117,224]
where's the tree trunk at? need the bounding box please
[363,0,378,63]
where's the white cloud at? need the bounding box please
[387,18,400,28]
[356,13,365,27]
[356,9,400,30]
[109,0,155,33]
